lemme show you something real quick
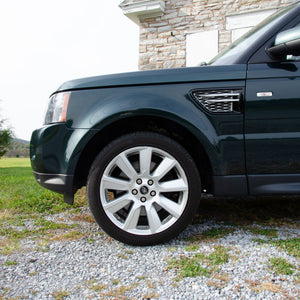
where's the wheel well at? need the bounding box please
[74,116,213,194]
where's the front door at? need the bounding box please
[245,60,300,194]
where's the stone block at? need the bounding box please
[163,60,175,69]
[158,25,173,33]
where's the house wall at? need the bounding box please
[138,0,296,70]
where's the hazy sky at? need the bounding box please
[0,0,139,140]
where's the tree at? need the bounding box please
[0,119,13,158]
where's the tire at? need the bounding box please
[87,132,201,245]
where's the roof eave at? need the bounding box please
[119,0,165,25]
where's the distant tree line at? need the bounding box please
[5,139,29,158]
[0,119,13,158]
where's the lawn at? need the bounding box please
[0,157,68,214]
[0,157,87,255]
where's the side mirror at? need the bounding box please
[268,27,300,59]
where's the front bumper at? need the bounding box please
[32,171,74,204]
[30,123,76,204]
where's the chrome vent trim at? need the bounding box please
[192,89,242,113]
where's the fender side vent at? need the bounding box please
[192,89,242,113]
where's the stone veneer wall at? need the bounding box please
[138,0,295,70]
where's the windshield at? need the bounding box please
[209,3,298,65]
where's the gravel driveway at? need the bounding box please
[1,197,299,299]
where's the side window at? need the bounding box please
[249,19,300,64]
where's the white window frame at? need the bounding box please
[226,9,276,42]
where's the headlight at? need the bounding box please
[44,92,70,124]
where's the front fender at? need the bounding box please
[66,82,245,177]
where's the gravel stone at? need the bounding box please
[0,208,299,299]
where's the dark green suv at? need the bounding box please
[30,2,300,245]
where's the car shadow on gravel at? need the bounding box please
[194,196,300,227]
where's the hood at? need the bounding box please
[56,65,246,93]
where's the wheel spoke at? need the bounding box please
[159,178,188,192]
[156,195,181,218]
[139,147,152,176]
[123,203,141,230]
[152,157,176,180]
[102,175,130,191]
[103,194,132,214]
[146,205,161,233]
[115,153,137,179]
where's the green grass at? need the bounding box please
[0,218,76,240]
[185,244,200,252]
[271,238,300,258]
[269,257,295,275]
[168,245,230,279]
[248,227,278,238]
[0,157,87,254]
[2,260,18,266]
[51,289,70,300]
[253,236,300,259]
[168,255,211,278]
[0,157,30,168]
[186,227,235,243]
[0,158,69,214]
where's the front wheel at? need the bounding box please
[87,132,201,245]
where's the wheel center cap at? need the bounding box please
[140,186,149,195]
